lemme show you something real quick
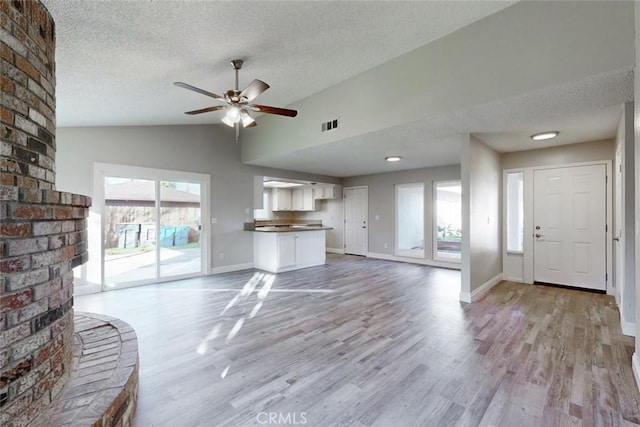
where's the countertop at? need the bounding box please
[252,225,333,233]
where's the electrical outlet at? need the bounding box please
[211,218,217,224]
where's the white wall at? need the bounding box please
[342,165,460,267]
[461,135,502,302]
[616,103,636,336]
[56,125,338,283]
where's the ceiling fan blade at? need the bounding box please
[239,79,270,102]
[184,105,226,115]
[250,104,298,117]
[174,82,225,101]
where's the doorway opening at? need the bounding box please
[395,183,424,258]
[434,181,462,262]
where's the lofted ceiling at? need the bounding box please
[43,0,633,178]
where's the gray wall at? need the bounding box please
[342,165,460,257]
[501,139,615,170]
[56,125,337,274]
[294,198,344,251]
[242,1,634,164]
[462,135,502,298]
[633,2,640,364]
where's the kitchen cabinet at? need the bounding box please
[253,229,326,273]
[291,188,315,211]
[313,185,342,200]
[272,188,292,211]
[273,187,315,211]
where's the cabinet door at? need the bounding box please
[302,188,315,210]
[291,188,303,210]
[273,188,291,210]
[278,234,297,267]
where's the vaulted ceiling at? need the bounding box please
[44,1,634,178]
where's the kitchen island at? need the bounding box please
[251,225,332,273]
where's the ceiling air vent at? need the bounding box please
[321,118,339,132]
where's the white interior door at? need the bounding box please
[344,187,368,256]
[533,164,607,290]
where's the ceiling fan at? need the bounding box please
[174,59,297,137]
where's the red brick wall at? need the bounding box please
[1,1,91,425]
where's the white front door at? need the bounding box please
[344,187,368,256]
[533,164,607,290]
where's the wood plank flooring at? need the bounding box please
[74,254,640,426]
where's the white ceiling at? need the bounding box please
[43,0,632,178]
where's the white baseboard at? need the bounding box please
[211,262,254,275]
[460,273,503,304]
[622,321,636,337]
[366,252,461,270]
[503,276,524,283]
[633,353,640,395]
[618,304,636,337]
[459,291,472,303]
[326,248,345,254]
[73,281,102,296]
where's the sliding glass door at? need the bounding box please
[104,177,157,284]
[99,165,208,289]
[159,181,202,278]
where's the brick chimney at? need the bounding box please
[1,1,91,425]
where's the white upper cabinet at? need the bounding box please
[272,188,292,211]
[273,187,315,211]
[291,188,316,211]
[314,185,342,200]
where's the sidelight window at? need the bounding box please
[506,172,524,253]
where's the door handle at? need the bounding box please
[613,237,620,241]
[535,233,542,238]
[362,226,366,229]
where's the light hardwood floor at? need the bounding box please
[74,254,640,426]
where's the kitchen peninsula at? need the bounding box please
[246,220,333,273]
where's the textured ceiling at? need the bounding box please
[43,0,632,178]
[44,0,515,127]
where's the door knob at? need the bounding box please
[535,225,541,230]
[535,233,543,238]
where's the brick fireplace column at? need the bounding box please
[1,1,91,425]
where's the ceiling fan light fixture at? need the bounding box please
[225,106,241,124]
[531,131,559,141]
[221,116,235,127]
[240,109,255,127]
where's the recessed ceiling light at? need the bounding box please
[385,156,402,162]
[531,131,559,141]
